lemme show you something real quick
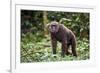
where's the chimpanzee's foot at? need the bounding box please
[73,53,77,57]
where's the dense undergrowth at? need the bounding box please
[21,33,89,63]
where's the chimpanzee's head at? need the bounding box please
[47,21,60,33]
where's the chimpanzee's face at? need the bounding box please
[49,21,59,33]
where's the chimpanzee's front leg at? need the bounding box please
[51,35,57,54]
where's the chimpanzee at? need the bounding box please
[47,21,77,57]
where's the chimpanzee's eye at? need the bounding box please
[52,25,56,27]
[51,25,56,29]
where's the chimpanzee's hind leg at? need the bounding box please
[71,38,77,57]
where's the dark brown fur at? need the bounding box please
[48,21,77,57]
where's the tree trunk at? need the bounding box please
[43,11,48,36]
